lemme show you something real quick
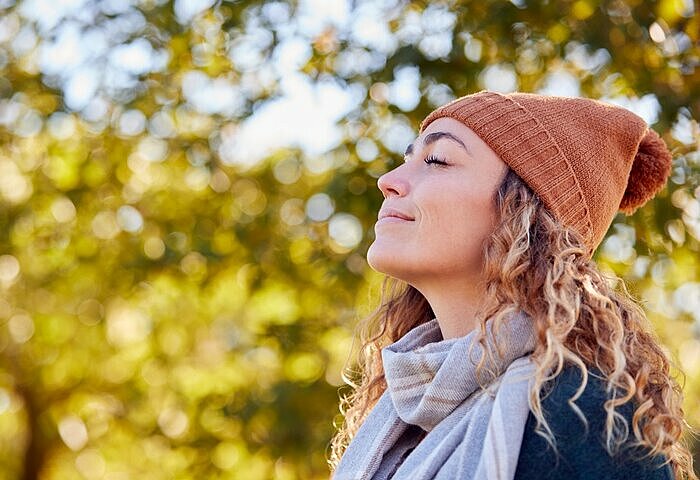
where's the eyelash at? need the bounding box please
[423,154,448,166]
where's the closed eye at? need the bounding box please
[424,154,448,166]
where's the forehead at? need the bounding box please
[404,130,472,158]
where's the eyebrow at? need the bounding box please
[404,131,472,159]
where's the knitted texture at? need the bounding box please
[332,310,538,480]
[419,91,673,258]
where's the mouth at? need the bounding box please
[376,216,414,224]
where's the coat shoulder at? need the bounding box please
[513,364,674,480]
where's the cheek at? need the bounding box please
[419,181,495,238]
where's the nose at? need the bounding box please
[377,166,408,199]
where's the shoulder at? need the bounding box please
[538,363,617,431]
[514,364,674,480]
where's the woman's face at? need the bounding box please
[366,117,509,286]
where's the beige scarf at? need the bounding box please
[333,310,537,480]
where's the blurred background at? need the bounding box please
[0,0,698,478]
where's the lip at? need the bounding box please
[378,208,415,221]
[376,216,412,225]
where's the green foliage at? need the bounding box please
[0,0,698,478]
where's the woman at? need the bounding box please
[327,91,697,479]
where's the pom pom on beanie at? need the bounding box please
[619,128,673,216]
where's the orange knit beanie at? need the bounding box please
[419,90,673,259]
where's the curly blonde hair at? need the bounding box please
[327,168,698,479]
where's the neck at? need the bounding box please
[413,276,488,339]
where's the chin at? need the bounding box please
[366,243,413,281]
[366,242,393,274]
[365,243,384,273]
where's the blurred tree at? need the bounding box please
[0,0,698,479]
